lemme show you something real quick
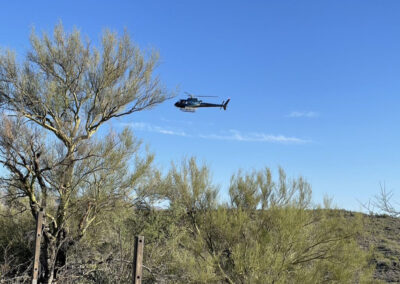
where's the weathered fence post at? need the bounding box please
[133,235,144,284]
[32,208,44,284]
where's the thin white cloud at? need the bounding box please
[199,130,310,144]
[160,117,193,125]
[127,122,188,137]
[123,122,310,144]
[288,111,319,118]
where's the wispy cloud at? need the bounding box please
[160,117,193,125]
[199,130,310,144]
[127,122,188,137]
[288,111,319,118]
[122,122,310,144]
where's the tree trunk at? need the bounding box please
[54,229,68,280]
[40,235,56,284]
[39,229,69,283]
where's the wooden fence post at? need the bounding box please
[32,208,44,284]
[133,235,144,284]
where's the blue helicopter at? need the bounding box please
[174,92,230,112]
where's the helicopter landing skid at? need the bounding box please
[180,108,196,112]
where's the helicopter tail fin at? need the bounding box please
[223,99,230,110]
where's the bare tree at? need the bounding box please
[374,184,400,217]
[0,23,169,283]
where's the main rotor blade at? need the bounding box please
[184,91,195,97]
[184,91,218,98]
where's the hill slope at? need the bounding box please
[361,214,400,283]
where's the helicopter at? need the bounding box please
[174,92,230,112]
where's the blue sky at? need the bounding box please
[1,0,400,210]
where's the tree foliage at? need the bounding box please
[0,23,168,283]
[152,162,374,283]
[0,24,376,283]
[0,158,377,283]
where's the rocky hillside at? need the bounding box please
[361,214,400,283]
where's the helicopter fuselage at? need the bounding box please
[174,97,230,111]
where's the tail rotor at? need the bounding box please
[223,99,230,110]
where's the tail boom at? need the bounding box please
[223,99,230,110]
